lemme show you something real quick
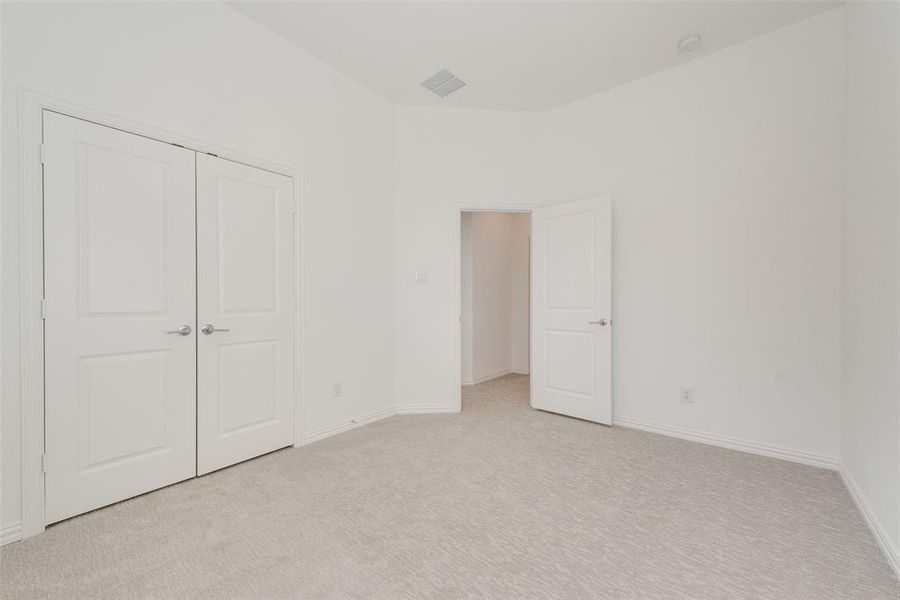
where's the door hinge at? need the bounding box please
[41,299,47,320]
[41,454,47,474]
[39,144,46,165]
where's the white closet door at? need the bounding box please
[196,154,295,475]
[43,112,197,524]
[531,196,613,425]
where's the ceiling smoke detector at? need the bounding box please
[420,69,467,98]
[679,34,702,55]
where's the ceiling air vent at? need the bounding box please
[420,69,467,98]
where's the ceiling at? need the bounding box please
[229,1,840,112]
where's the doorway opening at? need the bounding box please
[459,211,531,412]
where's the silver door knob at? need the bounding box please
[201,324,230,335]
[166,325,192,336]
[589,318,612,326]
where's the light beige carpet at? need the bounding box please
[1,374,897,599]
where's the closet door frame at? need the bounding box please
[15,90,305,541]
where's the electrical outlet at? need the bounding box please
[680,387,694,403]
[332,382,343,398]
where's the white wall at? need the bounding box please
[461,212,530,385]
[396,9,845,464]
[841,0,900,573]
[539,8,845,463]
[1,2,396,537]
[509,213,531,374]
[394,108,539,411]
[472,213,514,383]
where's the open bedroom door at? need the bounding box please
[531,196,612,425]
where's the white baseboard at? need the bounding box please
[395,404,458,415]
[462,368,529,386]
[301,406,396,446]
[301,402,460,445]
[840,463,900,579]
[1,523,22,546]
[612,416,839,470]
[465,369,512,386]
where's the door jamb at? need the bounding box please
[16,88,307,539]
[450,203,538,413]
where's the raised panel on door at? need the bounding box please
[531,197,612,424]
[196,154,295,475]
[43,111,197,524]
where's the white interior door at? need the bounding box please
[196,154,295,475]
[43,111,197,524]
[531,196,612,424]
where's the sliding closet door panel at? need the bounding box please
[196,154,295,475]
[43,111,197,524]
